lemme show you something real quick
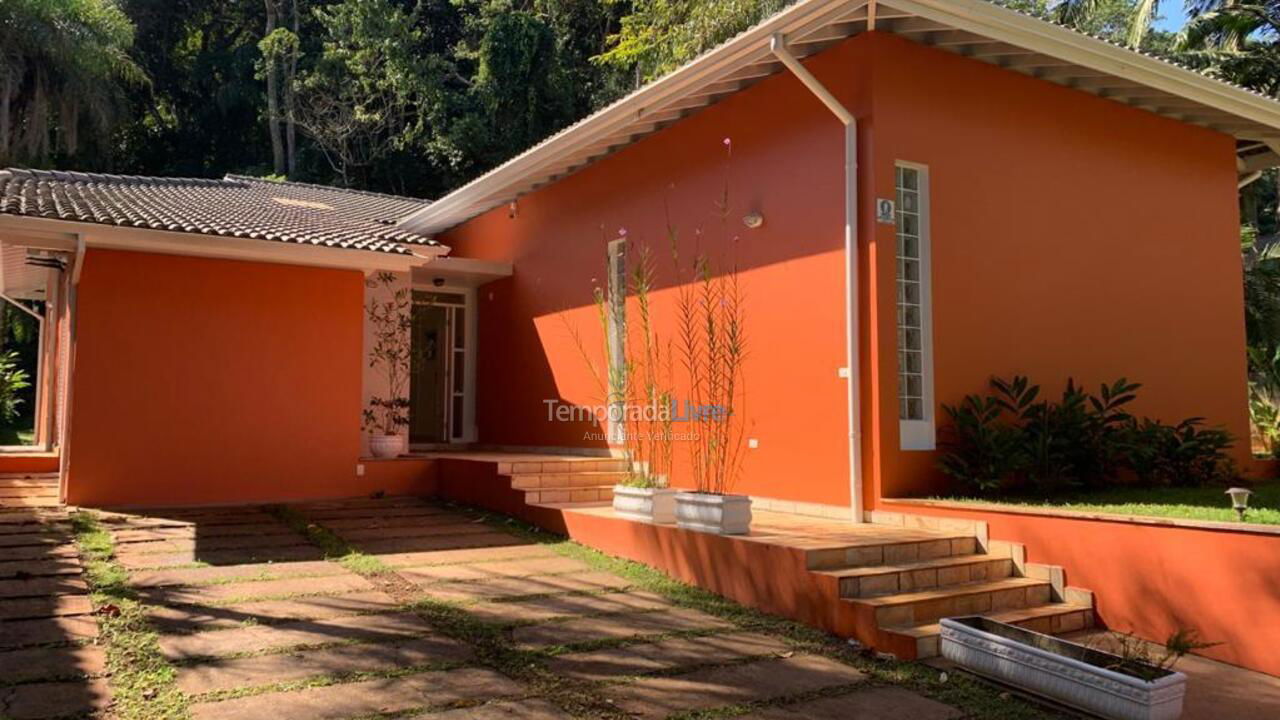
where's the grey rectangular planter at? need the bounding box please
[941,617,1186,720]
[612,485,677,524]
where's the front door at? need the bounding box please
[410,302,449,443]
[409,290,469,444]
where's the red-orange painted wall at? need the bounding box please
[864,33,1250,504]
[441,38,876,507]
[63,249,419,507]
[882,500,1280,675]
[442,32,1249,509]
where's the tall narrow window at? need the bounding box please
[896,163,935,450]
[606,238,627,445]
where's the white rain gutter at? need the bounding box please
[771,34,864,523]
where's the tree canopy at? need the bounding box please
[2,0,1278,212]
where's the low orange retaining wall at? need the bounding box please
[880,500,1280,676]
[0,453,58,475]
[358,457,439,498]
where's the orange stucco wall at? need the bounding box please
[442,32,1249,508]
[440,37,875,506]
[63,249,428,506]
[864,33,1249,503]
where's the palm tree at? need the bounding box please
[0,0,147,166]
[1181,1,1279,49]
[1052,0,1169,47]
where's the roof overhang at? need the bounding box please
[398,0,1280,237]
[0,214,445,274]
[411,256,514,289]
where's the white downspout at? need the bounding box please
[770,34,864,523]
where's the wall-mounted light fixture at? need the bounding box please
[743,212,764,229]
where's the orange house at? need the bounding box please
[3,0,1280,674]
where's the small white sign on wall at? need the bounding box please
[876,198,896,225]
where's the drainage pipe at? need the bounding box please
[770,34,864,523]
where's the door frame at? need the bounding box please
[409,282,477,445]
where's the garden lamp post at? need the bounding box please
[1225,487,1253,521]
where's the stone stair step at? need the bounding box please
[805,534,979,571]
[0,477,58,488]
[854,576,1052,627]
[883,602,1095,658]
[523,485,616,504]
[817,555,1014,598]
[508,472,628,490]
[497,458,628,474]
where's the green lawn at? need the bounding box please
[0,425,34,446]
[934,483,1280,527]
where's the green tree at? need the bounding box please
[291,0,438,187]
[597,0,788,85]
[0,0,146,165]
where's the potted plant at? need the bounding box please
[941,617,1208,720]
[363,271,412,458]
[671,207,751,535]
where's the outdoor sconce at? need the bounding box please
[1225,487,1253,521]
[743,212,764,229]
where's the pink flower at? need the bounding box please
[618,227,628,237]
[723,137,732,147]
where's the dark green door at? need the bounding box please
[410,303,449,443]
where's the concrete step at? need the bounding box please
[0,496,60,509]
[805,534,979,571]
[0,476,58,488]
[508,472,628,490]
[496,458,628,475]
[853,576,1053,627]
[818,555,1014,598]
[883,602,1095,658]
[523,485,615,504]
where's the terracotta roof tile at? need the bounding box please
[0,169,441,255]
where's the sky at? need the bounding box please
[1154,4,1190,32]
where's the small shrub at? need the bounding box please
[937,395,1025,495]
[937,375,1235,496]
[1120,417,1236,488]
[0,351,30,424]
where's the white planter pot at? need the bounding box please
[674,492,753,535]
[941,617,1186,720]
[368,434,406,459]
[612,486,678,524]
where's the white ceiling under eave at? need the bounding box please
[0,243,51,300]
[397,0,1280,237]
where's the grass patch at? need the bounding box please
[266,505,392,575]
[932,481,1280,526]
[70,510,190,720]
[189,662,467,704]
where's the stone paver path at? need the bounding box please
[4,496,966,719]
[0,509,110,720]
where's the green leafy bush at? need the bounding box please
[0,351,30,425]
[938,376,1236,496]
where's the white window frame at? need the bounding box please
[410,283,478,445]
[895,161,936,451]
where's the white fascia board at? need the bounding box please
[887,0,1280,134]
[0,215,436,272]
[395,0,868,236]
